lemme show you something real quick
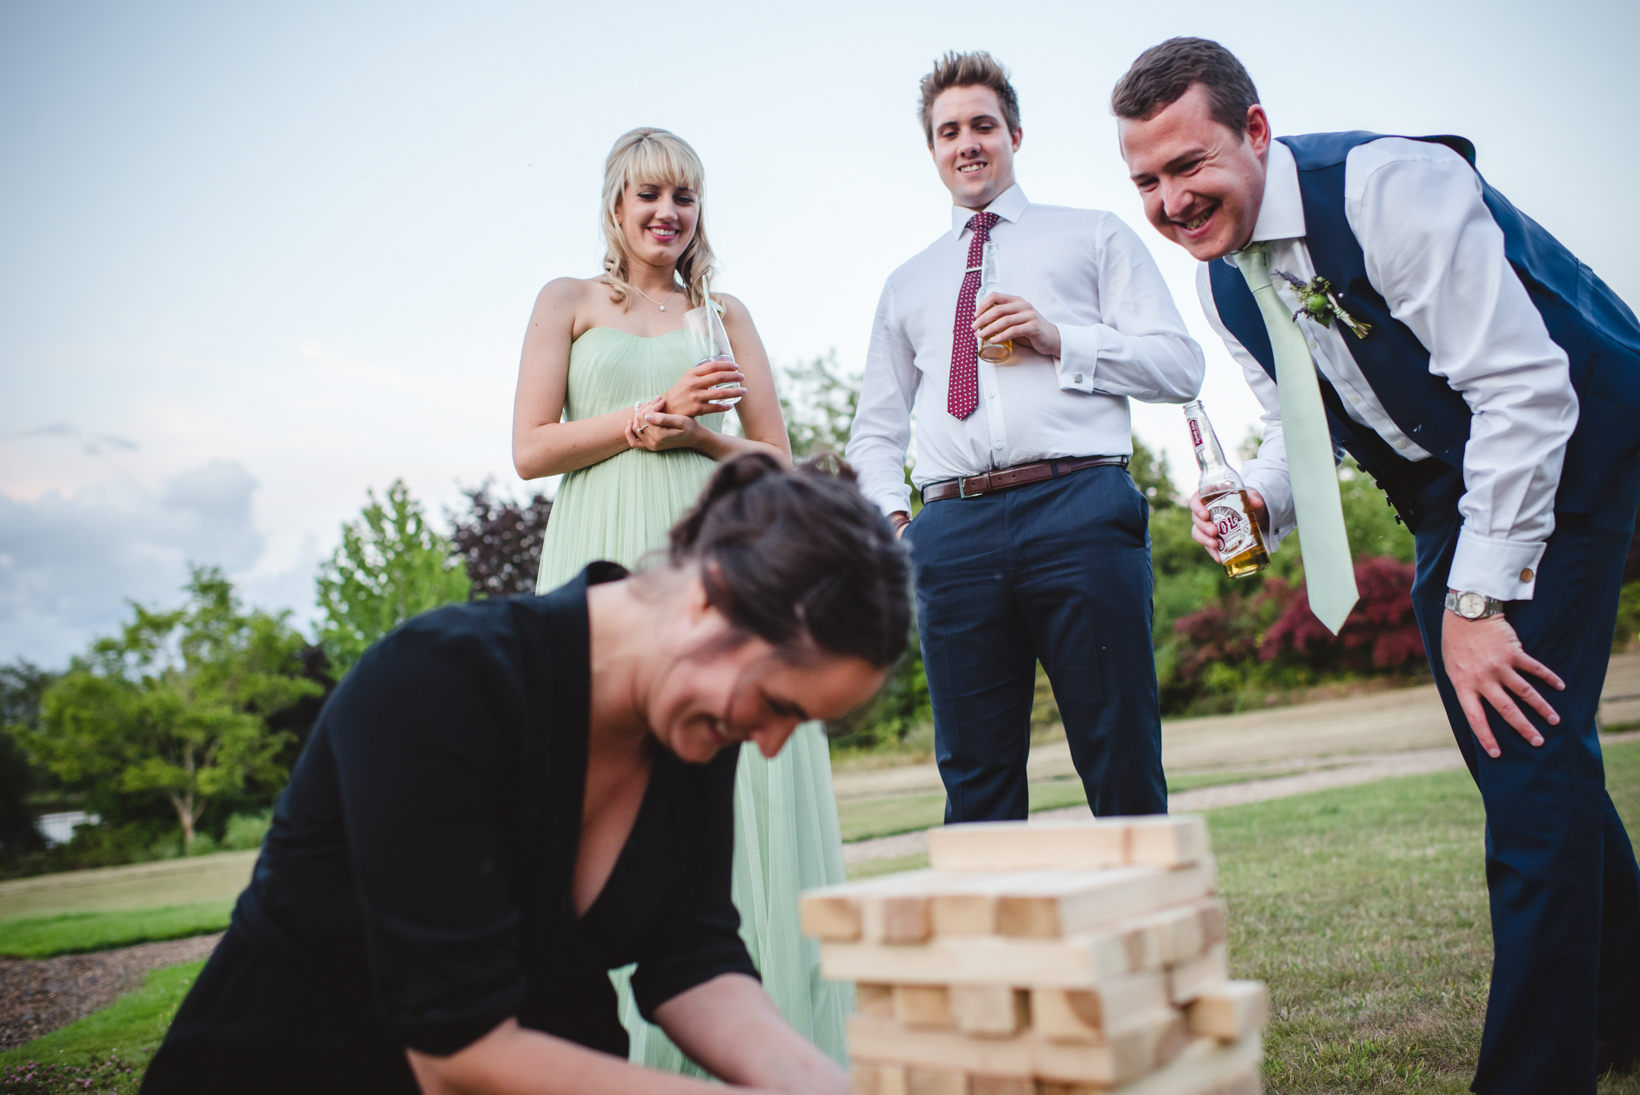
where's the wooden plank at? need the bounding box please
[1186,981,1268,1043]
[804,870,945,942]
[859,983,895,1017]
[1199,901,1228,948]
[1033,1008,1187,1086]
[928,820,1128,872]
[894,985,954,1029]
[848,1015,1033,1079]
[822,925,1161,988]
[969,1078,1033,1095]
[1031,973,1171,1044]
[1168,944,1229,1006]
[950,985,1030,1037]
[1125,816,1211,869]
[995,861,1217,939]
[906,1069,969,1095]
[853,1063,909,1095]
[1036,1035,1261,1095]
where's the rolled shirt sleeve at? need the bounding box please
[845,279,919,517]
[1349,140,1577,601]
[1057,216,1206,403]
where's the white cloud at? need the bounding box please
[0,460,269,666]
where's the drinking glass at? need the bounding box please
[682,302,741,408]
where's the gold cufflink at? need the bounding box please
[1520,568,1534,582]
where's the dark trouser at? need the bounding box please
[905,463,1166,823]
[1407,462,1640,1094]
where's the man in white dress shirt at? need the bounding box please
[1114,37,1640,1092]
[845,51,1204,824]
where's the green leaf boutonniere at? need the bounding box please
[1275,270,1372,340]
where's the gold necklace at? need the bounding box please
[631,283,678,312]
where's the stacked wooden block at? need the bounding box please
[800,816,1266,1095]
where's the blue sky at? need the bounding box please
[2,0,1636,665]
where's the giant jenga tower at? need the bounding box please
[800,816,1267,1094]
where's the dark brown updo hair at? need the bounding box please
[668,454,911,668]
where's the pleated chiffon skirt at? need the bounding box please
[535,326,854,1070]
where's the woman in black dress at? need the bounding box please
[140,455,909,1095]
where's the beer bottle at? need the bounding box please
[1183,399,1270,578]
[976,240,1012,364]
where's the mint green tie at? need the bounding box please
[1234,246,1358,634]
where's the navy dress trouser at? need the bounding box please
[905,464,1167,823]
[1408,462,1640,1094]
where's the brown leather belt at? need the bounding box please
[921,455,1130,503]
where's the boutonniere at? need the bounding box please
[1275,270,1372,340]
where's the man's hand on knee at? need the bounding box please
[1441,611,1564,758]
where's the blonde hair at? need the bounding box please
[600,127,716,309]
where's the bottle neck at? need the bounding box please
[1185,408,1229,473]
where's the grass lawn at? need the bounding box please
[11,743,1640,1092]
[0,902,233,959]
[0,962,203,1094]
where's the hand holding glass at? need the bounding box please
[682,302,742,408]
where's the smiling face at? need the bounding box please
[614,180,699,276]
[1118,83,1270,261]
[645,609,888,765]
[929,85,1022,211]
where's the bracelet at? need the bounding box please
[633,401,648,434]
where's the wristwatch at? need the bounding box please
[1444,589,1507,620]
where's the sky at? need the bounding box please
[2,0,1637,667]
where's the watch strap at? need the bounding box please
[1444,590,1507,619]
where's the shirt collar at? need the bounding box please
[950,183,1028,239]
[1248,139,1305,242]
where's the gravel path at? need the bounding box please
[0,933,221,1051]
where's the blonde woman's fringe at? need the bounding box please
[600,127,717,310]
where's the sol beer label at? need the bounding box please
[1189,420,1203,447]
[1209,494,1257,557]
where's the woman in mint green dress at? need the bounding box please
[511,127,853,1074]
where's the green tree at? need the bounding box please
[316,480,470,675]
[780,351,861,461]
[0,660,55,858]
[27,568,320,849]
[1130,437,1178,510]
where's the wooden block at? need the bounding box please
[1186,981,1268,1043]
[847,1015,1033,1078]
[1033,1007,1186,1086]
[906,1068,969,1095]
[1030,972,1170,1044]
[803,892,861,942]
[859,983,895,1017]
[969,1078,1032,1095]
[928,819,1128,872]
[1168,944,1229,1006]
[822,924,1160,989]
[1198,901,1228,947]
[1036,1035,1261,1095]
[995,861,1217,939]
[1124,815,1211,869]
[950,984,1030,1037]
[853,1063,909,1095]
[894,985,954,1029]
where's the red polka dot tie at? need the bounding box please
[948,211,1000,420]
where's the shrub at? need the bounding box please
[222,809,272,852]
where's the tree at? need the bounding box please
[448,482,553,598]
[780,351,861,461]
[1130,437,1178,510]
[0,660,54,858]
[316,480,471,675]
[27,568,320,849]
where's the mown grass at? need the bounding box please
[0,962,203,1093]
[0,902,233,959]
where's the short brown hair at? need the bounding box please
[919,51,1020,146]
[1110,37,1260,135]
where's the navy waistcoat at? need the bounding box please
[1206,131,1640,524]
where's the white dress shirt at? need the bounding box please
[847,184,1205,517]
[1198,138,1577,602]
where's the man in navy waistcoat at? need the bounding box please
[1113,37,1640,1094]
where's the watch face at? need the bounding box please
[1457,591,1486,618]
